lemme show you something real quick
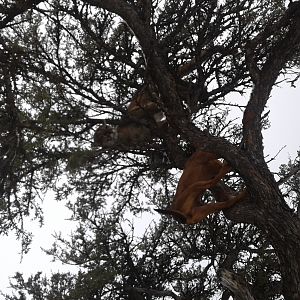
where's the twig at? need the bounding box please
[266,145,287,163]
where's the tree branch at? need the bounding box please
[243,2,300,158]
[85,0,293,227]
[0,0,44,29]
[220,269,256,300]
[85,0,188,125]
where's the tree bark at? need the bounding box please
[220,269,256,300]
[259,204,300,300]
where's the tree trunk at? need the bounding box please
[262,205,300,300]
[211,152,300,299]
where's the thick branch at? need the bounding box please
[243,2,300,158]
[85,0,188,125]
[211,183,258,225]
[220,269,256,300]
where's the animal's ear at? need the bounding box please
[155,208,187,224]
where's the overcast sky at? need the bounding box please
[264,82,300,170]
[0,82,299,295]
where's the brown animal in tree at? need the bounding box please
[93,58,202,148]
[94,85,165,148]
[94,122,152,148]
[127,85,166,125]
[155,151,245,224]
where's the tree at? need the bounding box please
[0,0,300,299]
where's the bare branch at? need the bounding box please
[266,145,287,164]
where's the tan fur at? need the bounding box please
[127,85,166,126]
[94,123,152,147]
[117,124,152,145]
[94,85,165,147]
[156,151,245,224]
[128,86,159,114]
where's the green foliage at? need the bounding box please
[0,0,299,299]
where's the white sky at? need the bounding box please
[0,197,78,294]
[264,82,300,170]
[0,82,299,295]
